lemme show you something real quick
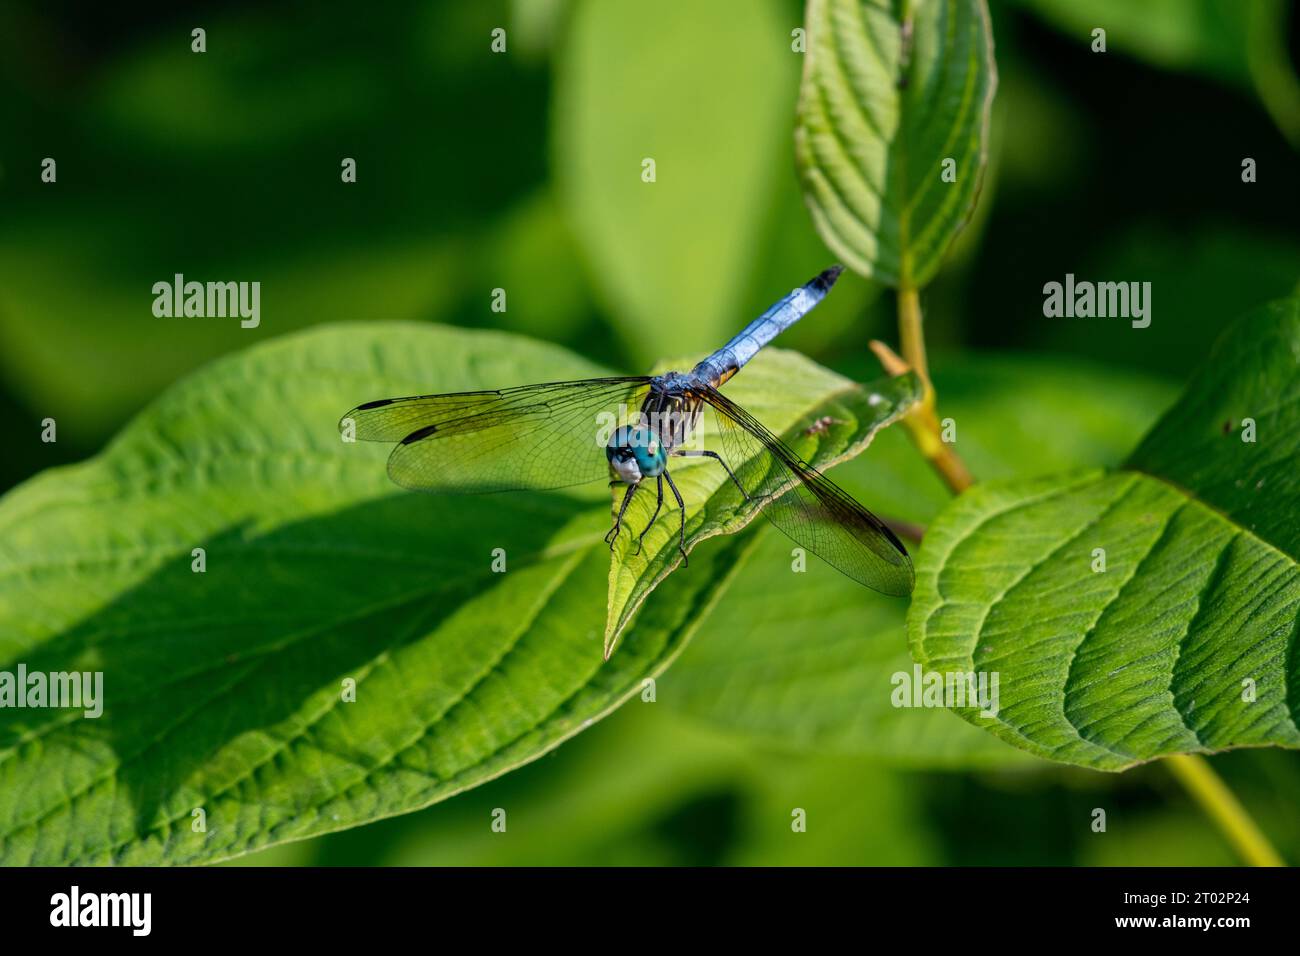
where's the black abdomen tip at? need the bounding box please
[815,265,846,290]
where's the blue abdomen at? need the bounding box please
[692,265,844,385]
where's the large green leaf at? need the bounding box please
[604,353,920,655]
[795,0,996,288]
[910,298,1300,770]
[668,355,1176,765]
[230,703,943,866]
[553,0,795,363]
[0,323,757,864]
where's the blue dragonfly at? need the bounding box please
[340,267,913,596]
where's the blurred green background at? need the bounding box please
[2,0,1298,865]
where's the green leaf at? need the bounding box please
[233,705,943,866]
[666,526,1017,766]
[909,298,1300,770]
[668,354,1176,766]
[603,351,921,656]
[0,323,755,864]
[795,0,997,288]
[553,0,797,363]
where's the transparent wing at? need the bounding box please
[341,377,653,493]
[700,387,914,596]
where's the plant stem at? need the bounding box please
[897,286,930,389]
[1165,754,1285,867]
[873,291,974,495]
[880,515,926,544]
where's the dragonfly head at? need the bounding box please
[606,425,667,484]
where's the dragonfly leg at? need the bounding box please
[663,469,688,566]
[634,476,664,556]
[606,480,640,548]
[673,449,747,499]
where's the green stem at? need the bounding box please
[887,288,973,494]
[897,286,930,391]
[1165,754,1285,867]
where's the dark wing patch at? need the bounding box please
[699,386,913,596]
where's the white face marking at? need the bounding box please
[612,456,642,484]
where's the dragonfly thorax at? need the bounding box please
[606,425,667,484]
[643,376,706,449]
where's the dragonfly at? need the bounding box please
[340,266,913,596]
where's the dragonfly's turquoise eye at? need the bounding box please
[606,425,666,481]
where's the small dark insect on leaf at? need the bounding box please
[804,415,841,436]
